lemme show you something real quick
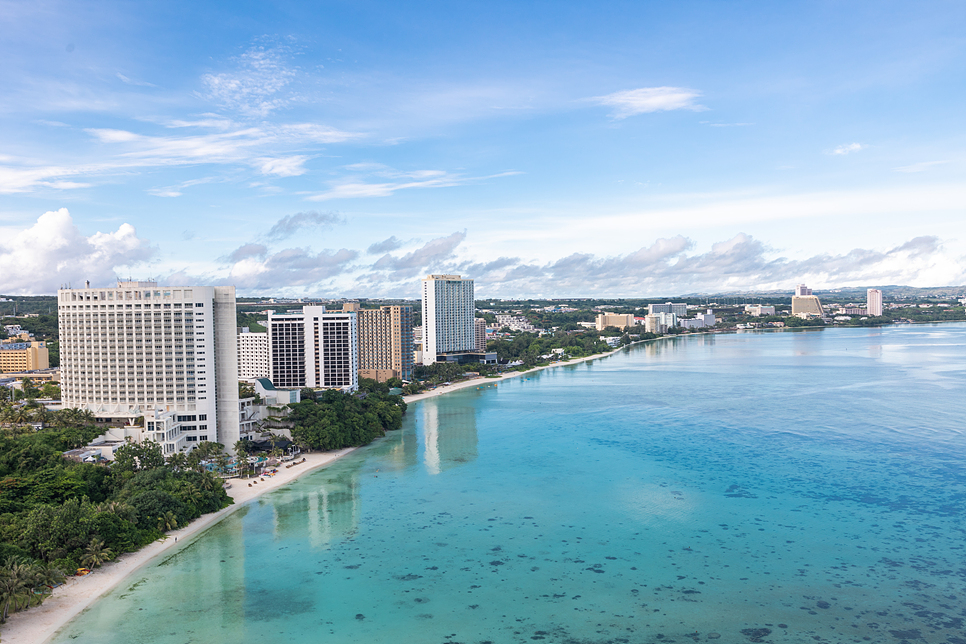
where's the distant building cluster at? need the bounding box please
[496,314,539,333]
[1,324,49,373]
[31,272,915,463]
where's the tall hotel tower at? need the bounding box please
[344,303,414,382]
[422,274,475,365]
[57,282,239,453]
[867,288,883,317]
[267,306,358,391]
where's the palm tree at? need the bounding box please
[233,440,250,478]
[0,573,25,623]
[166,452,187,471]
[179,482,202,506]
[157,511,178,532]
[30,405,50,429]
[9,406,31,427]
[96,500,136,523]
[35,562,66,589]
[0,558,38,623]
[81,538,114,569]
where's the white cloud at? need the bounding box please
[255,155,310,177]
[116,72,156,88]
[266,210,344,240]
[201,45,299,116]
[0,123,359,194]
[148,188,182,197]
[306,168,520,201]
[227,247,358,290]
[593,87,706,119]
[0,209,154,294]
[831,142,866,155]
[894,160,950,173]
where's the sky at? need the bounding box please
[1,0,964,298]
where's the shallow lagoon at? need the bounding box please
[53,325,966,644]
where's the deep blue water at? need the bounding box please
[51,324,966,644]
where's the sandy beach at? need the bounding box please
[403,345,625,404]
[0,447,357,644]
[2,344,627,644]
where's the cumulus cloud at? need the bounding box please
[367,236,404,254]
[455,233,965,298]
[593,87,706,119]
[371,232,467,280]
[266,210,344,240]
[831,142,865,155]
[228,247,358,290]
[0,209,154,294]
[225,243,268,263]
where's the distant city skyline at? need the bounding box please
[1,1,964,297]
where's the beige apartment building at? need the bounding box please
[595,313,636,331]
[345,303,414,382]
[0,341,49,372]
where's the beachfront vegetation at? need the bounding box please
[0,421,231,604]
[287,387,407,451]
[0,556,66,623]
[489,329,654,366]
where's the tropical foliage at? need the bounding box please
[288,388,407,451]
[0,556,66,623]
[0,421,232,593]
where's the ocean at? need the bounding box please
[51,324,966,644]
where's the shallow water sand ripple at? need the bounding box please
[52,325,966,644]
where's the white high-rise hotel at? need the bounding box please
[867,288,883,317]
[57,282,239,452]
[422,274,475,365]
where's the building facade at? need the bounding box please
[352,304,414,382]
[237,329,269,379]
[867,289,883,317]
[595,313,635,331]
[744,305,776,316]
[475,317,487,352]
[648,302,688,316]
[268,307,358,391]
[0,341,49,372]
[56,281,240,453]
[422,274,476,365]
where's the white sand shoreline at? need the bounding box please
[1,447,358,644]
[402,344,627,403]
[3,343,633,644]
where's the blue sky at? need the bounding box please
[1,0,964,297]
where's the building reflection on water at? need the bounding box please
[269,462,363,549]
[247,397,479,555]
[420,399,479,475]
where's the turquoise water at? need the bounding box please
[52,325,966,644]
